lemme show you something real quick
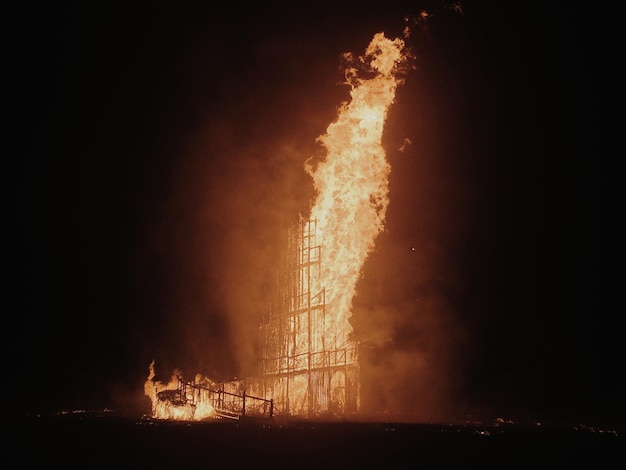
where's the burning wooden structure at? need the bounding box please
[144,31,408,421]
[255,216,360,418]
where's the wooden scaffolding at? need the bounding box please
[256,216,360,418]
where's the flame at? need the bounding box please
[144,32,409,420]
[305,32,408,349]
[144,360,217,420]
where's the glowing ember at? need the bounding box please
[145,31,409,420]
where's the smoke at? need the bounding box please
[353,237,470,423]
[149,33,345,381]
[348,28,476,422]
[152,119,315,380]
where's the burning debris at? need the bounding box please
[145,31,411,421]
[145,360,272,421]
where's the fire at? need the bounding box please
[144,32,409,420]
[144,360,217,420]
[305,32,408,350]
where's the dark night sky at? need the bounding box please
[10,2,622,425]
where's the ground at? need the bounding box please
[14,411,625,468]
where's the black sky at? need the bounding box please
[10,2,622,425]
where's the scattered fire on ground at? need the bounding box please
[145,31,411,421]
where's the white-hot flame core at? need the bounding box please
[306,32,407,348]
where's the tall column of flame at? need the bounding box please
[306,32,408,349]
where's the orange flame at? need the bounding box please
[144,32,409,420]
[306,32,408,348]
